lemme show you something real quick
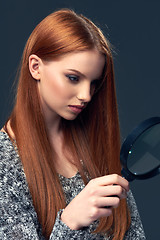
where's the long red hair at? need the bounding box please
[5,9,130,239]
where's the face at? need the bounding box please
[29,49,105,123]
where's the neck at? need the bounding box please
[42,108,62,138]
[46,116,62,138]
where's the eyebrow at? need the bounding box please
[67,69,102,80]
[67,69,86,78]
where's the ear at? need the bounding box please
[29,54,41,80]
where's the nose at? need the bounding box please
[76,82,92,103]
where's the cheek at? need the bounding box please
[39,71,71,101]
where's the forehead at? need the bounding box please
[44,49,105,79]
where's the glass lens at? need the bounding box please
[127,124,160,175]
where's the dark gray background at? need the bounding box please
[0,0,159,239]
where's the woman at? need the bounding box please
[0,9,145,239]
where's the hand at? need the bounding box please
[61,174,129,230]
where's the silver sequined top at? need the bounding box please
[0,132,146,239]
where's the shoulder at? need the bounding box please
[0,131,16,156]
[0,131,20,170]
[0,131,33,203]
[0,131,27,192]
[0,132,42,238]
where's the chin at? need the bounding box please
[62,114,78,121]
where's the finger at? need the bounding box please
[96,196,120,208]
[99,185,127,199]
[91,174,129,191]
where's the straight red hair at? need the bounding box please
[5,9,130,239]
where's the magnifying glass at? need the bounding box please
[121,117,160,181]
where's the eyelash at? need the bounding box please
[66,74,100,89]
[66,74,79,83]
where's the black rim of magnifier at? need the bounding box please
[120,117,160,181]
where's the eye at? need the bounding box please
[66,74,79,83]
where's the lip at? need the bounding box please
[68,105,85,114]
